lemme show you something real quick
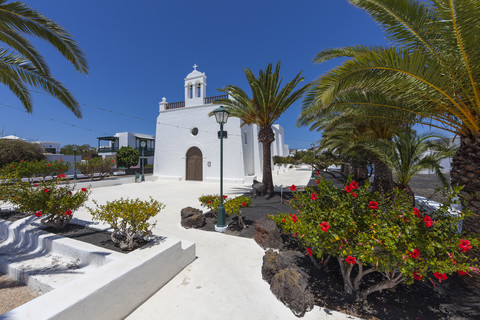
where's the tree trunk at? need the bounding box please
[258,126,275,195]
[450,133,480,289]
[372,157,394,194]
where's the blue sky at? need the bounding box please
[0,0,392,149]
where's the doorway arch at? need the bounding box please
[186,147,203,181]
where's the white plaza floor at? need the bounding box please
[71,168,357,320]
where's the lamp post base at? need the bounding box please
[214,225,228,232]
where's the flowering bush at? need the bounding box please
[7,176,90,229]
[88,197,165,251]
[270,178,479,299]
[199,194,252,228]
[1,159,70,182]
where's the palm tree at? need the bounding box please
[366,127,457,203]
[302,0,480,257]
[0,1,88,117]
[213,62,310,195]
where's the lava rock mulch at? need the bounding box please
[195,189,480,319]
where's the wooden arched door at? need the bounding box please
[186,147,203,181]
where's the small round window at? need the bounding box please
[191,127,199,136]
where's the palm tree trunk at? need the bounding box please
[451,134,480,260]
[372,157,393,194]
[258,126,275,195]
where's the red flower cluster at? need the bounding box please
[423,215,433,227]
[291,214,297,223]
[65,210,72,216]
[222,195,227,199]
[57,174,66,178]
[413,271,422,281]
[35,211,42,217]
[311,193,317,201]
[344,181,358,198]
[320,221,330,232]
[306,248,313,256]
[458,239,472,252]
[413,207,420,217]
[433,272,448,282]
[368,201,379,210]
[290,184,296,192]
[345,256,356,265]
[409,248,420,259]
[43,188,50,193]
[81,188,88,192]
[242,202,246,207]
[458,270,467,275]
[281,218,286,223]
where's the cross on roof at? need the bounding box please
[193,64,197,70]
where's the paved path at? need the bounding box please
[73,168,356,320]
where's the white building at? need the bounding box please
[153,65,289,183]
[97,132,155,167]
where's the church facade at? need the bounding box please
[153,66,289,183]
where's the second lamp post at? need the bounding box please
[213,106,229,232]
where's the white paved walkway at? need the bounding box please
[73,168,356,320]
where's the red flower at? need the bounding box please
[345,256,356,265]
[47,163,50,167]
[306,248,313,256]
[351,192,357,198]
[242,202,246,207]
[291,215,297,223]
[409,248,420,259]
[293,232,298,237]
[290,184,296,192]
[311,193,317,201]
[34,183,38,187]
[315,179,321,185]
[368,201,379,210]
[433,272,448,282]
[10,165,13,168]
[20,160,24,162]
[222,195,227,199]
[68,191,72,195]
[35,211,42,217]
[57,174,66,178]
[413,207,420,217]
[344,185,352,193]
[43,188,50,193]
[413,271,423,281]
[423,215,433,228]
[459,239,472,252]
[65,210,72,216]
[458,270,467,275]
[281,218,286,223]
[320,221,330,232]
[349,181,358,190]
[81,188,88,192]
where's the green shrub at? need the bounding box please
[88,197,165,251]
[2,159,70,182]
[6,176,90,229]
[199,194,252,228]
[76,157,115,180]
[0,139,45,168]
[271,179,479,299]
[115,146,139,169]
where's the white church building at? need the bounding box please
[153,65,289,183]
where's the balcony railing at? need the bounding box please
[137,147,155,156]
[204,94,228,104]
[98,147,118,153]
[165,95,229,110]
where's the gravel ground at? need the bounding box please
[0,272,40,315]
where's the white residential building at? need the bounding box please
[153,65,289,183]
[97,132,155,167]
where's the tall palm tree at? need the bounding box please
[213,62,310,195]
[302,0,480,257]
[0,1,88,117]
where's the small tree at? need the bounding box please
[60,144,97,156]
[0,139,45,168]
[115,146,139,169]
[89,197,165,251]
[199,194,252,228]
[2,159,70,183]
[77,157,115,180]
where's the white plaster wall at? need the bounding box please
[154,104,246,182]
[241,125,256,176]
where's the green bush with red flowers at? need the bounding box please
[270,179,479,299]
[76,157,115,180]
[199,194,252,228]
[0,160,89,229]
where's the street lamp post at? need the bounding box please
[73,146,77,180]
[213,106,229,233]
[310,143,315,179]
[140,140,146,182]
